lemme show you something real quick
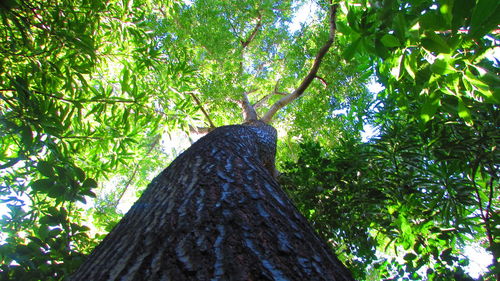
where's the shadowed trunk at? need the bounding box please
[70,123,354,281]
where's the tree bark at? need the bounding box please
[70,123,354,281]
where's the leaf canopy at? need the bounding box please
[0,0,498,280]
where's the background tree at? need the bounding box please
[0,0,498,280]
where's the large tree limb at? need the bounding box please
[227,89,259,122]
[261,2,338,123]
[241,91,259,121]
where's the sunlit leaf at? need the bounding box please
[457,99,473,126]
[420,91,441,123]
[380,34,400,48]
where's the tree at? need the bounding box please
[70,2,357,279]
[1,0,498,280]
[70,121,354,280]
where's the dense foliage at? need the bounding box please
[0,0,498,280]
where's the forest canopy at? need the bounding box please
[0,0,498,280]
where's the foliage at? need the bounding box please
[0,0,498,280]
[0,0,182,279]
[280,0,499,279]
[281,116,498,279]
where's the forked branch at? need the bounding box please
[260,2,338,123]
[240,91,259,121]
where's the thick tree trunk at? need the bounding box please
[70,123,354,281]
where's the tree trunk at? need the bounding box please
[70,123,354,281]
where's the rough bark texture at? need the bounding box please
[70,123,354,281]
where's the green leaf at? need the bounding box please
[31,179,54,192]
[380,34,400,48]
[375,40,390,59]
[74,167,86,182]
[430,58,455,75]
[390,54,404,80]
[56,166,69,181]
[421,33,451,54]
[21,125,33,149]
[48,228,63,237]
[452,0,475,31]
[82,178,98,189]
[47,184,66,199]
[336,21,351,35]
[39,215,60,226]
[121,66,130,93]
[342,37,361,60]
[469,0,500,38]
[403,53,417,79]
[347,9,360,32]
[457,99,473,125]
[37,161,55,177]
[419,11,448,30]
[464,69,499,103]
[81,190,97,198]
[420,91,441,123]
[404,253,417,261]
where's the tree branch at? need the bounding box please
[315,75,328,87]
[253,90,288,109]
[241,91,259,122]
[114,135,161,208]
[34,90,136,104]
[168,87,215,129]
[188,92,216,129]
[253,94,271,109]
[261,2,338,123]
[188,125,212,135]
[241,12,262,49]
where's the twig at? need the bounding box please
[253,91,288,109]
[261,2,338,123]
[168,86,215,129]
[114,135,161,207]
[188,125,212,134]
[60,135,103,140]
[315,75,328,87]
[188,92,216,129]
[253,94,272,109]
[34,90,136,104]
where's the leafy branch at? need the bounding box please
[188,92,216,129]
[470,157,499,279]
[35,91,137,104]
[261,2,338,123]
[241,11,262,49]
[114,135,161,208]
[168,87,216,129]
